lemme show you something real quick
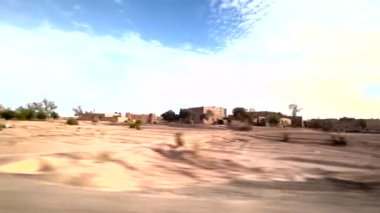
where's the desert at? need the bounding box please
[0,120,379,212]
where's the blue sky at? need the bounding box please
[0,0,379,119]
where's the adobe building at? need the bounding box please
[125,112,157,124]
[365,119,380,132]
[304,118,380,133]
[77,112,126,122]
[187,106,227,124]
[250,111,299,127]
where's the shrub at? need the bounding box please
[129,122,136,128]
[268,115,280,126]
[0,123,5,131]
[50,111,59,119]
[175,132,185,147]
[229,121,252,131]
[236,124,252,131]
[92,117,99,124]
[281,132,290,142]
[39,160,55,172]
[129,120,142,130]
[135,120,142,130]
[66,118,79,125]
[15,109,36,120]
[36,111,48,120]
[1,110,16,120]
[330,134,347,146]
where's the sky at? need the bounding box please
[0,0,379,119]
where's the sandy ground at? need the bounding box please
[0,120,379,212]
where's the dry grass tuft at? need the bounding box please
[96,152,113,162]
[281,132,290,142]
[229,121,252,131]
[39,160,55,172]
[175,132,185,148]
[330,134,347,146]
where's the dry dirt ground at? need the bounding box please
[0,120,379,212]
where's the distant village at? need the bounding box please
[76,106,380,133]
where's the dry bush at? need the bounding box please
[175,132,185,147]
[66,118,79,125]
[39,160,55,172]
[96,152,113,162]
[129,120,142,130]
[229,120,252,131]
[231,124,253,131]
[64,175,92,187]
[281,132,290,142]
[0,123,5,131]
[92,118,99,124]
[330,134,347,146]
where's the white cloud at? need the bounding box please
[208,0,272,45]
[114,0,123,5]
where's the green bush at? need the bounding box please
[15,109,36,120]
[1,110,16,120]
[66,118,79,125]
[36,111,48,120]
[50,111,59,119]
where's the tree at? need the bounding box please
[26,102,43,111]
[1,109,16,120]
[161,110,178,122]
[268,114,280,125]
[232,107,249,121]
[41,99,57,115]
[50,111,60,119]
[36,111,48,120]
[72,106,84,116]
[26,99,57,118]
[288,104,302,117]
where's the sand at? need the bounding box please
[0,120,379,192]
